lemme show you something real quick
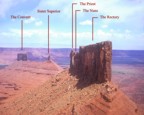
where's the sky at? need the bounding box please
[0,0,144,50]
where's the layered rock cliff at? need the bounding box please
[70,41,112,83]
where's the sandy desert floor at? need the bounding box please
[0,61,143,114]
[112,64,144,111]
[0,60,63,106]
[0,69,141,115]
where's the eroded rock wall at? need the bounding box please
[70,41,112,83]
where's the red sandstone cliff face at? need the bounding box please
[70,41,112,83]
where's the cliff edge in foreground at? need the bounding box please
[0,70,141,115]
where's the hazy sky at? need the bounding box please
[0,0,144,50]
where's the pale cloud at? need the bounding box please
[24,17,43,26]
[35,21,43,26]
[0,0,26,17]
[96,0,144,21]
[24,17,36,24]
[35,0,70,12]
[0,0,144,49]
[33,0,144,30]
[35,0,71,19]
[37,0,68,7]
[97,30,112,40]
[125,29,131,34]
[77,32,91,38]
[102,25,108,28]
[79,20,92,26]
[5,28,143,42]
[0,28,144,49]
[110,29,114,33]
[9,29,20,36]
[0,0,15,17]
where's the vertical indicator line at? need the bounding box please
[48,15,50,55]
[92,18,94,41]
[21,20,23,50]
[75,10,81,52]
[75,10,77,52]
[72,3,77,49]
[92,17,98,41]
[72,4,73,49]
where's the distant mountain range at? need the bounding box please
[0,48,144,66]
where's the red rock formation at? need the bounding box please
[70,41,112,83]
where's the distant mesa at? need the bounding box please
[17,53,27,61]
